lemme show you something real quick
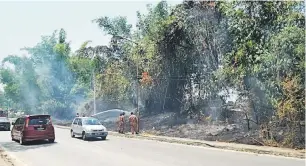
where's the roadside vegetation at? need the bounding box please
[0,1,304,149]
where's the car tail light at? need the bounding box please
[25,117,29,128]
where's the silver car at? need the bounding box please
[70,117,108,140]
[0,117,10,131]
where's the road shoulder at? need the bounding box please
[54,125,305,159]
[0,148,17,166]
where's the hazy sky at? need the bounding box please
[0,0,181,61]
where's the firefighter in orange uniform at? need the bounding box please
[117,113,122,133]
[118,113,125,134]
[129,112,138,134]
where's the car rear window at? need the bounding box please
[28,116,50,125]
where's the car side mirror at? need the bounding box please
[11,122,15,125]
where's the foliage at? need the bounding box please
[218,1,304,147]
[0,29,88,118]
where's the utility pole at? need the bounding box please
[92,68,96,115]
[136,61,140,133]
[91,55,96,116]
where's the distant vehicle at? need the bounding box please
[0,117,10,131]
[0,110,8,117]
[70,117,108,140]
[11,115,55,145]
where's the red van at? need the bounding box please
[11,115,55,145]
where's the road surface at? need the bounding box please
[0,127,304,166]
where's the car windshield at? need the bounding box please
[83,118,101,125]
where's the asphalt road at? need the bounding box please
[0,127,304,166]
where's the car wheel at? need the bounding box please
[101,136,106,140]
[48,139,55,143]
[71,130,75,138]
[82,131,87,140]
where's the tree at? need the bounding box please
[0,29,89,118]
[219,1,305,147]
